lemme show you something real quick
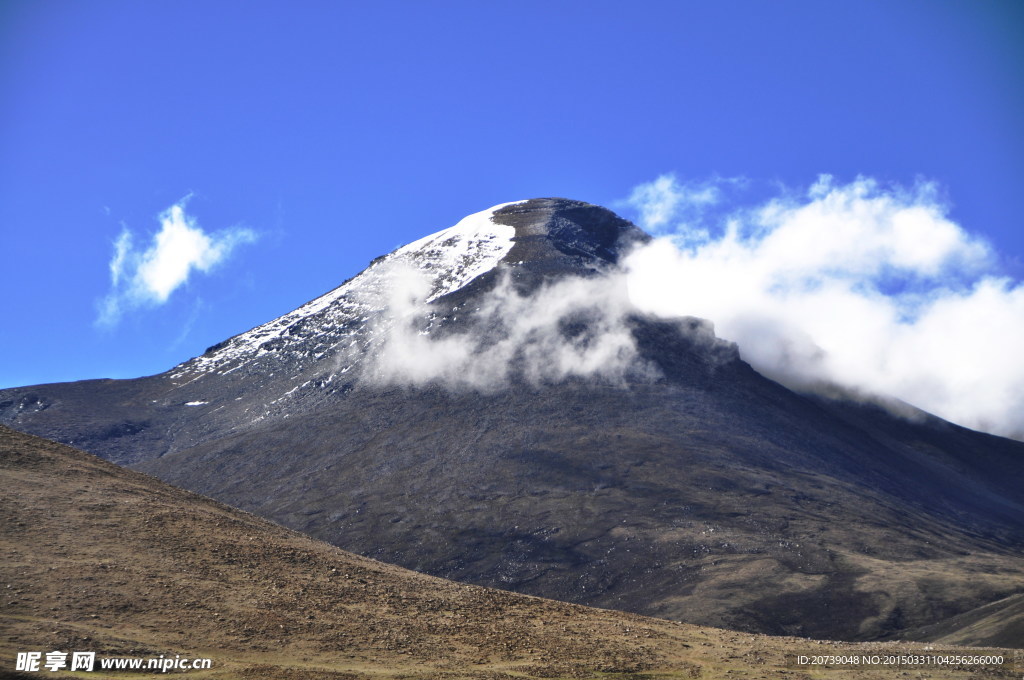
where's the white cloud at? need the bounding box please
[621,175,1024,439]
[620,173,727,238]
[108,228,131,287]
[97,201,256,325]
[355,261,654,390]
[352,175,1024,439]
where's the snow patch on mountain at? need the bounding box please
[391,200,521,299]
[169,201,525,380]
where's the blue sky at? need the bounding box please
[2,0,1023,389]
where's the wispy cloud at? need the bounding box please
[619,173,732,239]
[352,261,655,390]
[621,174,1024,439]
[98,200,257,326]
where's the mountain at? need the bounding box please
[2,198,1024,644]
[0,199,650,464]
[2,424,1017,680]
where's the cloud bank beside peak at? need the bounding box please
[98,201,257,326]
[620,173,1024,439]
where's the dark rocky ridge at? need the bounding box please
[430,198,651,315]
[496,198,650,272]
[2,198,1024,644]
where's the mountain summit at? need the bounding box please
[176,198,649,384]
[491,198,650,271]
[2,199,1024,643]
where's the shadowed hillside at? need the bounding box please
[1,425,1021,679]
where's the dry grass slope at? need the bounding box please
[1,425,1019,679]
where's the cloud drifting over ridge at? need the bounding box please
[98,202,257,326]
[355,262,652,390]
[621,174,1024,439]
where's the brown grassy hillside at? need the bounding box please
[1,425,1018,679]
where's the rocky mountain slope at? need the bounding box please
[2,198,1023,644]
[2,425,1018,680]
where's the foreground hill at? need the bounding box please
[901,593,1024,649]
[1,425,1019,679]
[3,199,1024,642]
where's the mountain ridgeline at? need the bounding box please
[2,198,1023,644]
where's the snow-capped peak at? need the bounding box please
[170,201,525,379]
[389,200,523,301]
